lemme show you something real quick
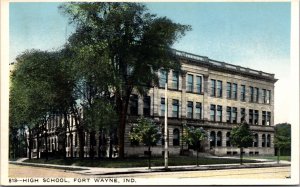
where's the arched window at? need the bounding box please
[173,128,180,146]
[262,134,266,147]
[226,132,231,147]
[217,131,222,147]
[267,134,271,147]
[210,131,216,147]
[254,134,258,147]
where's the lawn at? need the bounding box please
[24,156,261,168]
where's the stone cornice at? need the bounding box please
[172,49,278,84]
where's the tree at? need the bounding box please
[129,117,161,169]
[10,49,75,160]
[183,125,207,167]
[230,122,253,165]
[59,2,191,158]
[274,123,291,163]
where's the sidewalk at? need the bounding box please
[9,158,291,176]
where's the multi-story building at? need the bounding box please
[29,49,277,158]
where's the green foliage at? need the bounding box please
[274,123,291,149]
[83,99,118,131]
[59,2,191,157]
[183,125,207,150]
[230,122,253,148]
[129,117,161,147]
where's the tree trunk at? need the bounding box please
[117,93,130,158]
[277,147,281,164]
[45,132,48,161]
[118,110,126,158]
[109,131,113,159]
[28,129,32,160]
[197,149,199,167]
[78,128,85,159]
[36,133,40,159]
[240,147,243,165]
[148,146,151,169]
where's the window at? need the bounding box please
[195,102,202,119]
[172,99,179,118]
[241,108,246,122]
[249,109,253,124]
[226,132,231,147]
[217,105,222,122]
[262,134,266,147]
[262,89,266,103]
[226,107,231,123]
[262,111,266,125]
[232,83,237,99]
[226,82,232,99]
[267,90,271,104]
[232,107,237,123]
[187,101,193,119]
[267,134,271,147]
[250,86,254,102]
[254,87,259,102]
[217,80,222,97]
[217,131,222,146]
[241,85,246,101]
[159,69,168,88]
[173,129,180,146]
[210,104,216,121]
[254,134,258,147]
[161,98,165,116]
[254,110,259,125]
[187,74,193,92]
[143,96,151,116]
[130,94,138,115]
[196,76,202,93]
[267,112,271,125]
[172,71,179,90]
[211,79,216,96]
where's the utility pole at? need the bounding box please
[164,83,168,169]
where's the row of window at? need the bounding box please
[210,104,272,125]
[129,95,272,125]
[210,79,271,104]
[159,70,203,93]
[159,70,272,105]
[210,131,272,148]
[129,95,151,116]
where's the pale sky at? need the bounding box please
[9,2,291,124]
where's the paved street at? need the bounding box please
[9,164,290,179]
[9,164,86,178]
[109,166,290,179]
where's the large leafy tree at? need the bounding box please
[274,123,291,163]
[129,117,161,169]
[183,125,207,167]
[230,122,253,165]
[59,2,191,158]
[10,49,75,159]
[10,50,59,159]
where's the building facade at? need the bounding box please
[29,49,277,158]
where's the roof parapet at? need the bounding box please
[172,49,275,79]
